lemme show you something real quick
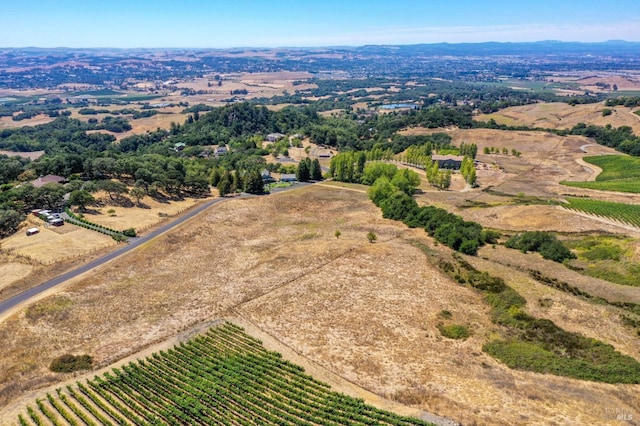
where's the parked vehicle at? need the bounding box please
[26,227,39,236]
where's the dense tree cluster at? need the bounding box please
[460,157,477,187]
[604,97,640,108]
[425,161,451,190]
[505,231,576,263]
[368,176,494,255]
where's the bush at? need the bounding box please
[438,324,470,340]
[122,228,137,237]
[50,354,93,373]
[506,231,575,263]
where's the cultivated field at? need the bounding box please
[476,101,640,134]
[0,185,637,426]
[13,322,434,426]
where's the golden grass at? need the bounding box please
[84,193,204,233]
[0,263,33,292]
[1,223,115,264]
[476,101,640,134]
[0,185,637,426]
[0,115,55,129]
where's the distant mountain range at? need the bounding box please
[2,40,640,56]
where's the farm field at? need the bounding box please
[15,322,433,426]
[561,155,640,193]
[476,102,640,134]
[1,185,637,425]
[0,222,115,265]
[563,197,640,229]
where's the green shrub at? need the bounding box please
[484,338,640,384]
[50,354,93,373]
[506,231,575,263]
[122,228,137,237]
[438,324,470,340]
[581,244,623,261]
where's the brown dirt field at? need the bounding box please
[0,150,45,161]
[458,204,640,236]
[0,115,55,129]
[577,75,640,92]
[476,102,640,134]
[83,193,206,234]
[1,222,115,264]
[67,105,189,141]
[0,185,637,425]
[400,127,640,206]
[0,263,32,293]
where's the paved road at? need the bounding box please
[0,183,312,317]
[0,196,229,316]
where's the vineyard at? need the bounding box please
[561,155,640,193]
[563,197,640,229]
[16,322,434,426]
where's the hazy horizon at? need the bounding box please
[2,0,639,49]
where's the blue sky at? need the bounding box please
[2,0,639,48]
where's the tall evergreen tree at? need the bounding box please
[310,158,323,180]
[296,159,310,182]
[244,169,264,194]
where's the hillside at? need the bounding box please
[1,184,638,425]
[476,102,640,134]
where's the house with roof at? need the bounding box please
[67,95,97,104]
[266,133,285,142]
[279,174,297,183]
[432,154,464,170]
[261,169,275,183]
[31,174,66,188]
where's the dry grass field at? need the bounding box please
[404,127,640,208]
[476,102,640,134]
[0,185,637,425]
[0,115,55,129]
[81,192,205,233]
[0,263,32,293]
[0,150,45,161]
[0,222,115,265]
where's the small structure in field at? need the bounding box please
[31,174,66,188]
[316,149,333,159]
[26,227,39,236]
[261,169,275,183]
[266,133,285,142]
[279,174,297,183]
[50,218,64,227]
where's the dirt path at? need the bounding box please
[574,157,602,181]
